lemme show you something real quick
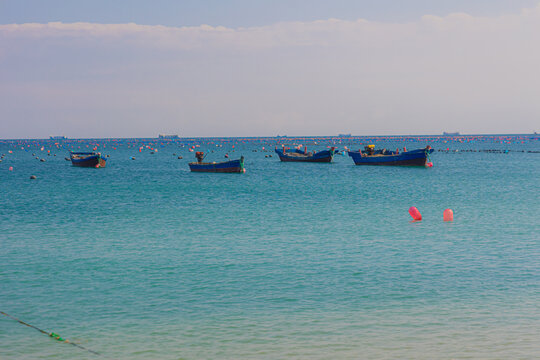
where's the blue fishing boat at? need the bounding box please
[348,145,433,166]
[189,152,245,173]
[275,146,336,162]
[70,152,106,168]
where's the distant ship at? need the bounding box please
[338,133,352,137]
[50,135,66,140]
[158,134,179,139]
[443,132,460,136]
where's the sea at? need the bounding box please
[1,135,539,359]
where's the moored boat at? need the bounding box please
[348,145,433,166]
[275,146,336,162]
[189,152,245,173]
[70,152,107,168]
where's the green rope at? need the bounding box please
[1,311,101,356]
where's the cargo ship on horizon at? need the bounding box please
[158,134,179,139]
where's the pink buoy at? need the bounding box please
[426,162,433,167]
[443,209,454,222]
[8,166,13,171]
[408,206,422,221]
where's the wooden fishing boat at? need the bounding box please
[189,152,245,173]
[275,147,336,162]
[70,152,106,168]
[347,145,434,166]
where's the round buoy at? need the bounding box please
[131,157,136,160]
[443,209,454,222]
[9,166,13,171]
[426,162,433,167]
[30,175,37,179]
[408,207,422,221]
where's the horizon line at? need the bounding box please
[1,132,538,142]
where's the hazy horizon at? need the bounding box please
[1,1,540,138]
[2,132,538,142]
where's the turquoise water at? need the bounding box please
[1,136,539,359]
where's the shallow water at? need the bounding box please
[1,135,539,359]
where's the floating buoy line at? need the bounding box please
[0,311,101,356]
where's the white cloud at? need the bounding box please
[1,3,540,137]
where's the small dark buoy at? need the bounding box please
[131,156,136,160]
[40,159,45,162]
[30,175,37,179]
[178,156,183,159]
[150,151,155,154]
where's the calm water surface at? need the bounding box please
[1,136,539,359]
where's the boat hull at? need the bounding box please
[348,148,433,166]
[70,153,106,168]
[189,158,244,173]
[275,149,335,162]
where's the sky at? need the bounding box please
[1,0,539,138]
